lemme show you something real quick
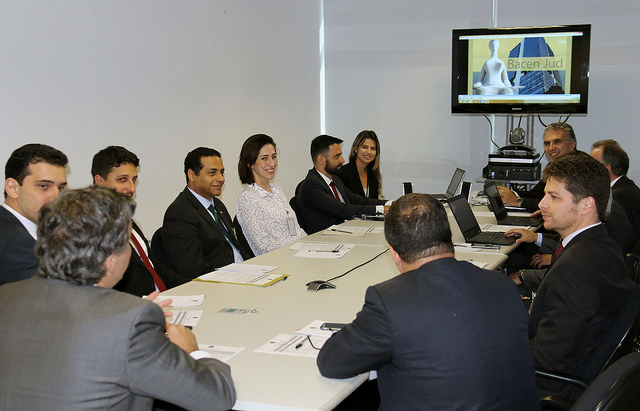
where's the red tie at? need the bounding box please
[551,244,564,264]
[329,181,342,203]
[130,233,167,292]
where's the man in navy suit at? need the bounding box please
[591,139,640,246]
[296,135,387,234]
[92,146,186,296]
[155,147,252,280]
[529,154,637,400]
[317,193,539,411]
[0,143,68,286]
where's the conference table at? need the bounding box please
[161,204,525,410]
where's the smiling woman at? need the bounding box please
[337,130,383,199]
[236,134,306,256]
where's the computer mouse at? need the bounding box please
[306,280,336,292]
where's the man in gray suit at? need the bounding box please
[0,186,236,411]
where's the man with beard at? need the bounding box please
[296,135,387,234]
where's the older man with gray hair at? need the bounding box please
[0,186,236,411]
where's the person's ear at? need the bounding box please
[94,175,104,185]
[4,178,19,199]
[579,196,596,215]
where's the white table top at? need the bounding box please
[161,207,517,410]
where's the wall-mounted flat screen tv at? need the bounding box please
[451,24,590,114]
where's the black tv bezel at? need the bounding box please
[451,24,591,115]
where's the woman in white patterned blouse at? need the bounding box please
[236,134,306,255]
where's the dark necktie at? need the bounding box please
[130,233,167,292]
[329,181,342,203]
[208,204,236,248]
[551,243,564,264]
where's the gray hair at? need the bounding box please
[35,186,135,285]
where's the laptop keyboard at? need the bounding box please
[501,216,540,226]
[469,231,513,245]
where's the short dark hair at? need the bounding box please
[543,152,610,222]
[310,135,343,164]
[184,147,221,184]
[592,139,629,177]
[384,193,454,264]
[238,134,277,185]
[35,186,135,286]
[4,144,68,197]
[91,146,140,180]
[543,122,577,144]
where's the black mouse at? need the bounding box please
[306,280,336,292]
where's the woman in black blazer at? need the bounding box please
[337,130,383,199]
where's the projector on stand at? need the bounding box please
[483,145,541,182]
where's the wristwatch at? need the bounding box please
[517,269,526,284]
[516,198,524,206]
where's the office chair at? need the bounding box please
[541,353,640,411]
[536,286,640,402]
[290,181,308,234]
[150,228,171,267]
[233,216,255,258]
[625,253,640,283]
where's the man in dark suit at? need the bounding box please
[296,135,387,234]
[499,122,577,211]
[591,139,640,246]
[0,186,236,411]
[317,193,539,411]
[156,147,252,280]
[92,146,186,296]
[1,143,68,286]
[529,154,637,400]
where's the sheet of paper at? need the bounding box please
[197,344,244,362]
[255,334,327,358]
[198,270,287,286]
[322,225,373,237]
[152,294,205,307]
[168,310,203,326]
[217,263,277,274]
[291,242,355,259]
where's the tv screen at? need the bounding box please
[451,24,591,114]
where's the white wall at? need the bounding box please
[2,0,639,234]
[0,0,322,234]
[324,0,640,198]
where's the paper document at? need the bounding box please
[197,270,287,286]
[290,242,355,258]
[168,310,203,327]
[197,344,244,362]
[217,263,277,273]
[150,294,205,307]
[255,334,327,357]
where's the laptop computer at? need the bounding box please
[447,194,516,246]
[430,168,465,201]
[484,181,542,227]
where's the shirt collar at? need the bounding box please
[562,222,601,247]
[316,169,334,187]
[611,175,622,187]
[2,203,38,239]
[188,187,215,210]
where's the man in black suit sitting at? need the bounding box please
[92,146,185,296]
[317,193,539,411]
[296,135,387,234]
[529,154,637,400]
[1,143,68,286]
[155,147,252,280]
[591,139,640,247]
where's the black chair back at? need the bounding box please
[233,216,255,258]
[570,353,640,411]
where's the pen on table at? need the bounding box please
[310,249,340,253]
[329,228,353,234]
[295,341,304,349]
